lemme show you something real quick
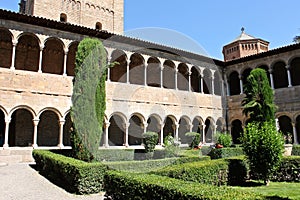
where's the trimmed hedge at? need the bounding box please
[292,145,300,156]
[33,150,107,194]
[94,149,135,162]
[104,170,264,200]
[105,156,210,173]
[271,156,300,182]
[209,147,244,159]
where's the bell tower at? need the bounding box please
[19,0,124,34]
[222,28,269,62]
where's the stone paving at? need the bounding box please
[0,163,105,200]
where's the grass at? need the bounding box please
[231,181,300,200]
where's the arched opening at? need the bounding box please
[273,61,288,89]
[38,110,59,146]
[242,68,252,89]
[229,71,240,95]
[278,115,293,143]
[163,116,175,140]
[214,71,222,95]
[128,115,143,145]
[129,53,145,85]
[8,109,34,147]
[177,63,189,91]
[42,38,64,75]
[178,117,190,144]
[296,115,300,144]
[163,60,175,89]
[147,57,161,87]
[204,118,214,143]
[63,113,72,146]
[290,57,300,86]
[203,69,211,94]
[147,115,161,143]
[60,13,67,22]
[95,22,102,30]
[0,28,13,68]
[66,42,78,76]
[231,119,243,144]
[216,118,224,133]
[0,110,6,147]
[191,67,200,93]
[257,65,271,86]
[15,34,39,72]
[108,114,125,146]
[110,50,127,83]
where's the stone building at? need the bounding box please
[0,0,299,157]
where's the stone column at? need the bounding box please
[211,75,215,95]
[188,70,192,92]
[202,124,206,144]
[124,123,129,147]
[200,73,204,93]
[160,123,164,145]
[292,122,298,144]
[175,69,178,90]
[63,49,68,76]
[58,120,65,148]
[3,117,11,148]
[143,55,150,86]
[239,74,243,94]
[286,65,292,87]
[275,118,280,131]
[143,122,148,134]
[269,69,275,89]
[160,64,164,88]
[38,45,44,73]
[224,75,230,96]
[174,122,179,141]
[32,119,40,148]
[105,122,110,147]
[10,40,17,70]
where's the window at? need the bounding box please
[60,13,67,22]
[95,22,102,30]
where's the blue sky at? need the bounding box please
[1,0,299,60]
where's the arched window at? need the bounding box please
[95,22,102,30]
[60,13,67,22]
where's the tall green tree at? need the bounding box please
[242,68,276,124]
[71,37,107,161]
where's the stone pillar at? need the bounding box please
[143,122,148,134]
[275,118,280,131]
[292,122,298,144]
[160,64,164,88]
[160,123,164,145]
[58,120,65,148]
[286,65,292,87]
[10,40,17,70]
[211,75,215,95]
[32,119,40,148]
[175,69,178,90]
[269,69,275,89]
[105,122,110,147]
[63,49,68,76]
[124,123,129,147]
[239,74,243,94]
[202,125,206,144]
[200,73,204,93]
[38,45,44,73]
[126,59,130,84]
[174,122,179,141]
[144,63,148,86]
[188,70,192,92]
[3,117,11,148]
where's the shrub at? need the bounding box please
[33,150,107,194]
[104,171,264,200]
[292,145,300,156]
[242,122,284,185]
[201,145,212,156]
[215,132,232,147]
[209,147,244,159]
[94,149,134,162]
[226,157,248,186]
[185,132,200,148]
[163,134,181,157]
[142,132,158,153]
[271,156,300,182]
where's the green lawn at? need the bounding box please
[231,181,300,200]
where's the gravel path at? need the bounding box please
[0,163,105,200]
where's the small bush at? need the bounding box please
[185,132,200,148]
[292,145,300,156]
[271,156,300,182]
[227,157,248,186]
[94,149,134,162]
[209,147,244,159]
[201,146,212,156]
[164,134,181,157]
[104,171,264,200]
[215,132,232,147]
[142,132,158,153]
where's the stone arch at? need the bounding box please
[191,66,200,92]
[242,68,252,88]
[204,117,214,143]
[231,119,243,144]
[296,115,300,144]
[0,108,5,147]
[95,22,102,30]
[192,116,204,142]
[147,57,161,87]
[38,110,60,146]
[66,41,78,76]
[177,63,189,91]
[214,71,222,95]
[278,115,293,143]
[163,60,176,89]
[110,49,127,83]
[178,116,191,144]
[272,61,288,89]
[0,28,13,68]
[129,53,145,85]
[203,69,211,94]
[63,112,72,146]
[42,37,65,75]
[9,105,36,118]
[128,114,144,145]
[163,115,176,140]
[147,114,162,143]
[216,117,225,133]
[229,71,240,95]
[289,57,300,86]
[15,33,40,72]
[108,113,126,146]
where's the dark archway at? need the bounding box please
[296,115,300,144]
[163,116,175,140]
[147,57,161,87]
[0,110,5,147]
[110,50,127,83]
[42,38,64,75]
[147,115,161,143]
[216,118,224,133]
[242,68,252,89]
[177,63,189,91]
[38,110,59,146]
[15,34,39,72]
[128,115,143,145]
[229,71,240,95]
[9,109,34,147]
[108,114,125,146]
[129,53,144,85]
[278,115,293,143]
[204,118,214,143]
[203,69,211,94]
[273,61,288,89]
[290,58,300,86]
[0,28,13,68]
[66,42,78,76]
[191,67,200,93]
[63,113,72,146]
[163,60,176,89]
[192,117,203,142]
[214,71,222,95]
[231,119,243,144]
[178,117,190,144]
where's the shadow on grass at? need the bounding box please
[265,196,291,200]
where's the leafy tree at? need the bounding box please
[293,35,300,43]
[71,38,107,161]
[142,132,158,153]
[242,68,276,124]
